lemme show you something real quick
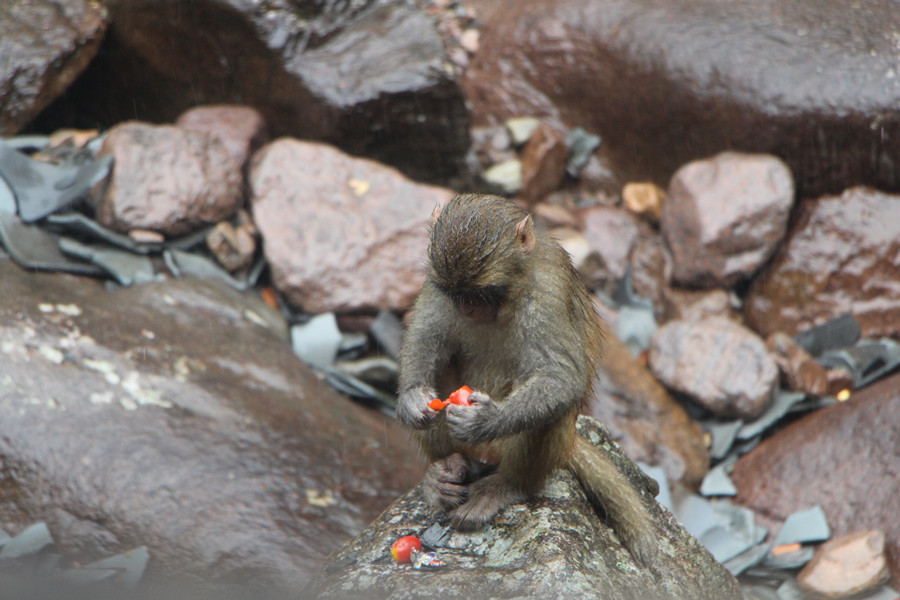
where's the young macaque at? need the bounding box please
[397,193,658,564]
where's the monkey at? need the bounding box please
[396,193,658,565]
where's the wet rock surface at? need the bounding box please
[663,152,794,288]
[765,331,828,396]
[586,328,709,488]
[0,0,107,136]
[175,105,269,173]
[732,372,900,580]
[305,417,742,600]
[649,317,778,419]
[250,138,453,314]
[0,258,423,591]
[661,288,736,324]
[580,205,672,307]
[93,121,244,236]
[31,0,470,184]
[464,0,900,198]
[745,186,900,339]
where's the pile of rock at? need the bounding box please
[3,0,900,598]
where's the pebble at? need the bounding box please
[797,530,890,599]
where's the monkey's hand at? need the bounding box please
[445,391,502,444]
[396,387,440,430]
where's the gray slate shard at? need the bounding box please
[63,546,149,587]
[322,367,396,416]
[773,506,830,546]
[0,140,112,222]
[673,493,718,539]
[370,309,404,360]
[0,212,103,276]
[637,463,672,511]
[794,312,860,357]
[738,391,806,441]
[762,546,815,570]
[612,266,657,355]
[0,523,53,559]
[706,420,744,460]
[420,523,452,548]
[0,172,14,214]
[337,331,369,359]
[163,248,248,290]
[291,313,342,370]
[741,583,782,600]
[45,212,160,255]
[59,237,156,287]
[699,525,754,564]
[565,127,601,176]
[819,338,900,388]
[700,463,738,497]
[776,579,809,600]
[722,542,769,576]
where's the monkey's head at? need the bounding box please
[426,194,536,323]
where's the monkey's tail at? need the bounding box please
[567,436,658,565]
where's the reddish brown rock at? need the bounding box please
[648,317,778,419]
[765,331,829,396]
[586,322,709,487]
[464,0,900,198]
[206,219,256,272]
[250,139,453,314]
[580,205,672,306]
[797,530,890,599]
[519,123,569,204]
[661,288,737,323]
[745,186,900,339]
[176,104,269,172]
[0,0,107,135]
[663,152,794,288]
[94,121,243,236]
[733,372,900,581]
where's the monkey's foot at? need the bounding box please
[450,472,525,531]
[423,453,468,511]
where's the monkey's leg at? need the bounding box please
[423,452,469,510]
[448,426,555,531]
[568,436,658,565]
[449,470,526,531]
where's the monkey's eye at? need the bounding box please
[459,285,507,307]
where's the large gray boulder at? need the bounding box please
[305,417,742,600]
[0,258,423,592]
[464,0,900,198]
[32,0,470,183]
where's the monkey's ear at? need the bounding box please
[515,215,536,254]
[430,204,443,225]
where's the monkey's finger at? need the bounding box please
[467,391,492,405]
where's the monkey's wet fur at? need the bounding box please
[397,193,658,565]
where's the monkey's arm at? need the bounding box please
[446,328,588,444]
[396,285,455,429]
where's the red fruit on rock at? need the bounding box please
[391,535,423,563]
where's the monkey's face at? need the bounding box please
[426,194,534,324]
[438,283,508,323]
